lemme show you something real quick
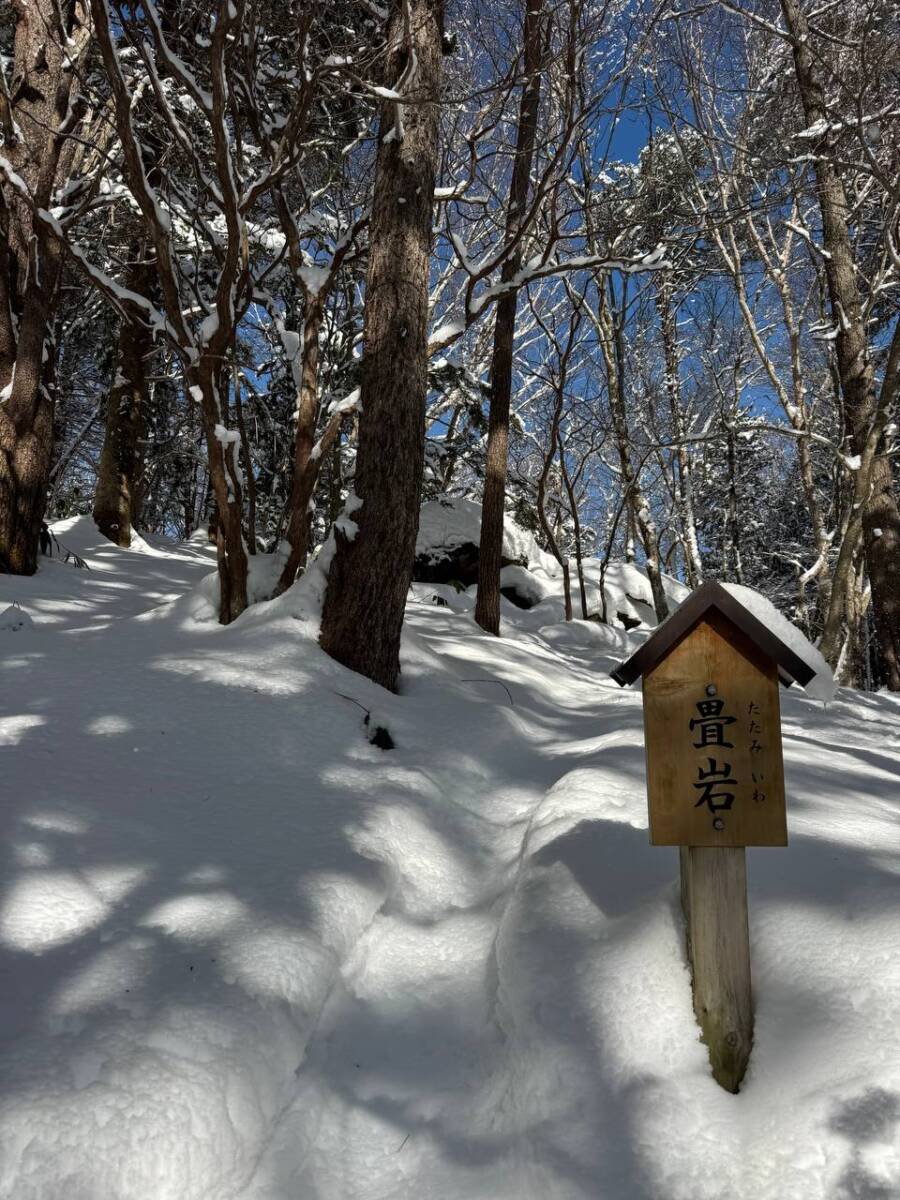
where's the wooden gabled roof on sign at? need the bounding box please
[610,579,816,689]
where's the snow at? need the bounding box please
[370,85,404,101]
[214,423,241,447]
[414,500,690,631]
[334,491,363,541]
[428,319,464,350]
[0,603,33,633]
[0,522,897,1199]
[720,581,835,701]
[0,517,216,631]
[199,312,219,346]
[415,497,559,576]
[0,154,30,198]
[796,118,830,140]
[499,563,550,606]
[298,263,330,298]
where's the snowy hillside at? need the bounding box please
[0,522,898,1200]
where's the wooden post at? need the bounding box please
[680,846,753,1093]
[611,581,817,1094]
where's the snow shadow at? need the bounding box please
[257,902,661,1200]
[534,818,673,917]
[829,1089,900,1200]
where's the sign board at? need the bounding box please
[641,611,787,847]
[611,580,815,1089]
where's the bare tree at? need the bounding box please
[778,0,900,688]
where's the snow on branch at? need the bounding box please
[428,244,669,355]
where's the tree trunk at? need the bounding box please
[191,361,249,624]
[319,0,443,691]
[559,444,589,618]
[536,442,571,620]
[275,301,324,591]
[474,0,545,635]
[93,252,156,546]
[232,364,257,554]
[725,423,745,586]
[598,284,670,622]
[780,0,900,688]
[656,275,702,586]
[0,1,91,573]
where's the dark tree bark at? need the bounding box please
[474,0,545,635]
[318,0,443,691]
[93,251,156,546]
[780,0,900,689]
[232,363,257,554]
[0,0,91,573]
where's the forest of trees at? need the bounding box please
[1,0,898,690]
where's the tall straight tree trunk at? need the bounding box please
[598,283,670,622]
[559,445,589,618]
[724,422,744,585]
[536,398,571,621]
[780,0,900,689]
[474,0,545,635]
[656,275,702,586]
[276,300,323,590]
[191,358,249,625]
[0,1,91,573]
[319,0,443,691]
[93,250,156,546]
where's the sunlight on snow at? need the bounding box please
[0,714,47,745]
[86,715,135,735]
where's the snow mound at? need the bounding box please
[0,604,34,633]
[413,500,688,631]
[600,561,690,626]
[499,564,550,608]
[415,497,558,575]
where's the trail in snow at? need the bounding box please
[0,520,898,1200]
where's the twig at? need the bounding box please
[459,678,515,707]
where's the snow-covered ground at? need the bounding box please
[1,519,899,1200]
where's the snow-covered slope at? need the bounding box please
[0,516,217,631]
[0,523,898,1200]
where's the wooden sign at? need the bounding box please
[642,611,786,847]
[612,580,818,1093]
